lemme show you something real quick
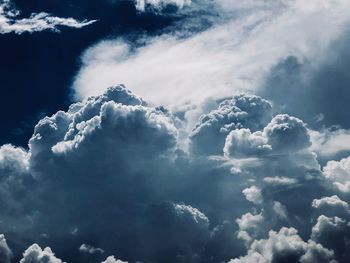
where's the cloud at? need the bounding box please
[135,0,191,12]
[189,94,272,155]
[0,234,12,263]
[230,227,337,263]
[0,0,96,34]
[73,0,350,117]
[310,128,350,164]
[79,244,105,255]
[1,85,350,262]
[101,256,127,263]
[323,156,350,193]
[20,244,64,263]
[242,186,262,205]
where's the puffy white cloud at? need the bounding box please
[310,128,350,162]
[20,244,64,263]
[224,114,312,160]
[323,156,350,193]
[242,186,262,205]
[190,94,272,155]
[0,0,96,34]
[224,129,271,158]
[230,227,336,263]
[0,234,12,263]
[101,256,128,263]
[263,114,311,153]
[236,212,264,245]
[0,144,29,175]
[312,196,350,218]
[135,0,191,12]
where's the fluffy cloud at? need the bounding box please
[1,85,350,262]
[135,0,191,12]
[190,94,272,155]
[323,156,350,193]
[230,227,336,263]
[0,0,96,34]
[242,186,262,205]
[101,256,127,263]
[20,244,64,263]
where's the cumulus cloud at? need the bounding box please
[0,0,96,34]
[1,85,350,262]
[190,94,272,155]
[242,186,262,205]
[323,156,350,193]
[135,0,191,12]
[101,256,127,263]
[230,227,337,263]
[20,244,64,263]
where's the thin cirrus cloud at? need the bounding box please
[73,0,350,112]
[0,0,96,34]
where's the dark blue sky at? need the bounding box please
[0,0,176,146]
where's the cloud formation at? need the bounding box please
[0,85,350,262]
[0,0,96,34]
[135,0,191,12]
[73,0,350,118]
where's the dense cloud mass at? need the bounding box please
[0,84,349,262]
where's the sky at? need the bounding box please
[1,0,350,262]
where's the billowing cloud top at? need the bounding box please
[0,84,349,262]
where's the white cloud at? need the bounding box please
[135,0,191,12]
[20,244,64,263]
[73,0,350,112]
[0,234,12,263]
[323,156,350,193]
[79,244,104,255]
[0,0,96,34]
[101,256,128,263]
[242,186,262,205]
[310,128,350,159]
[230,227,337,263]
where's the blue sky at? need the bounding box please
[1,1,350,263]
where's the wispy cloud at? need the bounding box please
[0,0,96,34]
[73,0,350,112]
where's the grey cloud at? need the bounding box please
[190,94,272,156]
[312,195,350,218]
[311,215,350,261]
[0,234,12,263]
[1,86,350,262]
[258,33,350,131]
[230,227,336,263]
